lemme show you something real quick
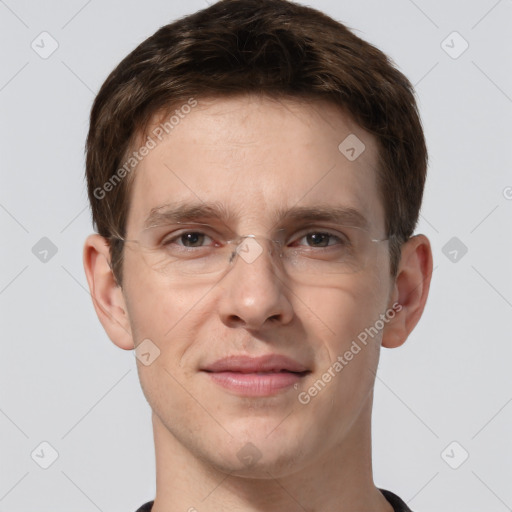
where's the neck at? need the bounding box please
[150,397,393,512]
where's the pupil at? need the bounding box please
[182,233,203,247]
[307,233,329,247]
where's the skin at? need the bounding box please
[83,94,432,512]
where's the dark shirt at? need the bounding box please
[135,488,413,511]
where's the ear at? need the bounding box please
[83,234,134,350]
[381,234,433,349]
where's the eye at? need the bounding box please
[162,231,214,248]
[293,231,347,248]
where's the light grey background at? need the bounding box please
[1,0,511,511]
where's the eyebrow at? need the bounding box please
[277,205,369,230]
[143,202,369,230]
[143,202,234,229]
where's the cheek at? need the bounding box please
[298,273,387,355]
[126,279,204,415]
[122,265,219,394]
[122,251,199,339]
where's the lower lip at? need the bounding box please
[204,371,307,397]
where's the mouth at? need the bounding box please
[200,354,311,397]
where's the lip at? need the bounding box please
[201,354,310,397]
[202,354,309,373]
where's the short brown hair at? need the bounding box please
[85,0,427,286]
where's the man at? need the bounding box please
[83,1,433,510]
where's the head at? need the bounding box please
[83,0,432,479]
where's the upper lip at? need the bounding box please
[201,354,310,373]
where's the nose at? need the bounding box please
[217,235,294,330]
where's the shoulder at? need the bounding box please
[134,500,154,512]
[380,488,414,512]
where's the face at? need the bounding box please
[120,95,396,477]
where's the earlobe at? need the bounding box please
[82,234,134,350]
[381,234,433,349]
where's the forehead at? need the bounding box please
[125,95,385,235]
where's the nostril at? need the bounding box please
[226,314,246,328]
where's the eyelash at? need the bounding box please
[160,229,349,249]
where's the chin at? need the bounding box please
[229,415,305,447]
[209,444,307,479]
[201,419,312,477]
